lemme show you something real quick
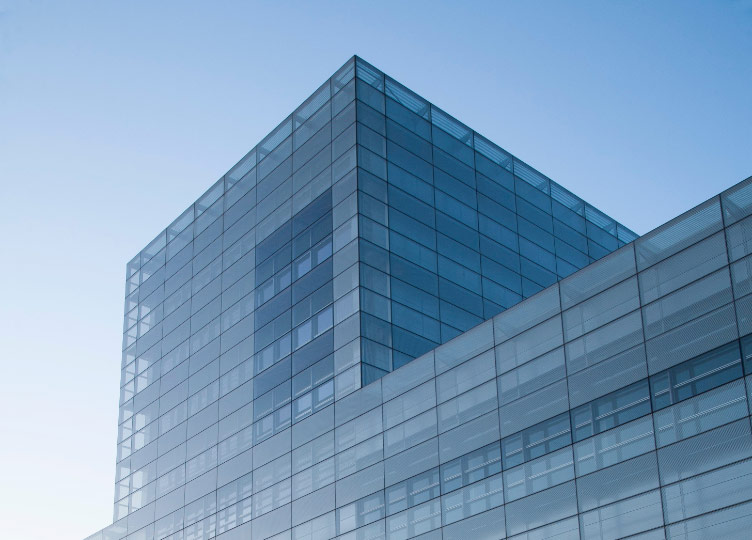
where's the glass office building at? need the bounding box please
[85,56,752,540]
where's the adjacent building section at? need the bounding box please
[287,174,752,540]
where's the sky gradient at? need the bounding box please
[0,1,750,539]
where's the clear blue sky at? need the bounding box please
[0,1,749,538]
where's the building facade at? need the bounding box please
[85,57,752,540]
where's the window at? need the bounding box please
[440,442,501,494]
[501,413,571,469]
[571,380,651,442]
[650,341,742,410]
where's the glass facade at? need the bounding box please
[85,57,752,540]
[350,58,636,382]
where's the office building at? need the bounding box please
[84,56,752,540]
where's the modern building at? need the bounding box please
[85,56,752,540]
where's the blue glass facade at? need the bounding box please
[350,58,636,383]
[84,57,752,540]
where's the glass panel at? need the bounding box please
[495,316,563,374]
[650,341,743,410]
[385,497,441,540]
[441,473,503,525]
[503,446,574,502]
[441,505,506,540]
[721,177,752,225]
[500,379,570,438]
[562,277,640,341]
[385,467,439,515]
[440,442,502,494]
[384,77,430,119]
[635,197,722,271]
[665,499,752,539]
[573,415,655,476]
[494,285,560,343]
[571,380,651,442]
[576,452,659,512]
[657,418,752,485]
[505,516,580,540]
[579,489,663,540]
[437,379,497,433]
[642,268,732,340]
[653,379,748,447]
[501,413,571,469]
[560,246,636,310]
[498,348,566,406]
[434,320,494,375]
[638,231,727,304]
[662,458,752,524]
[504,481,577,536]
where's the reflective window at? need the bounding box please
[571,380,651,442]
[653,379,748,447]
[385,467,440,515]
[440,442,501,494]
[503,446,574,502]
[573,415,655,476]
[441,473,503,525]
[336,491,386,535]
[650,341,743,409]
[501,413,571,469]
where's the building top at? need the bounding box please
[124,55,637,286]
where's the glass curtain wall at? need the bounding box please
[350,58,637,383]
[85,56,650,540]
